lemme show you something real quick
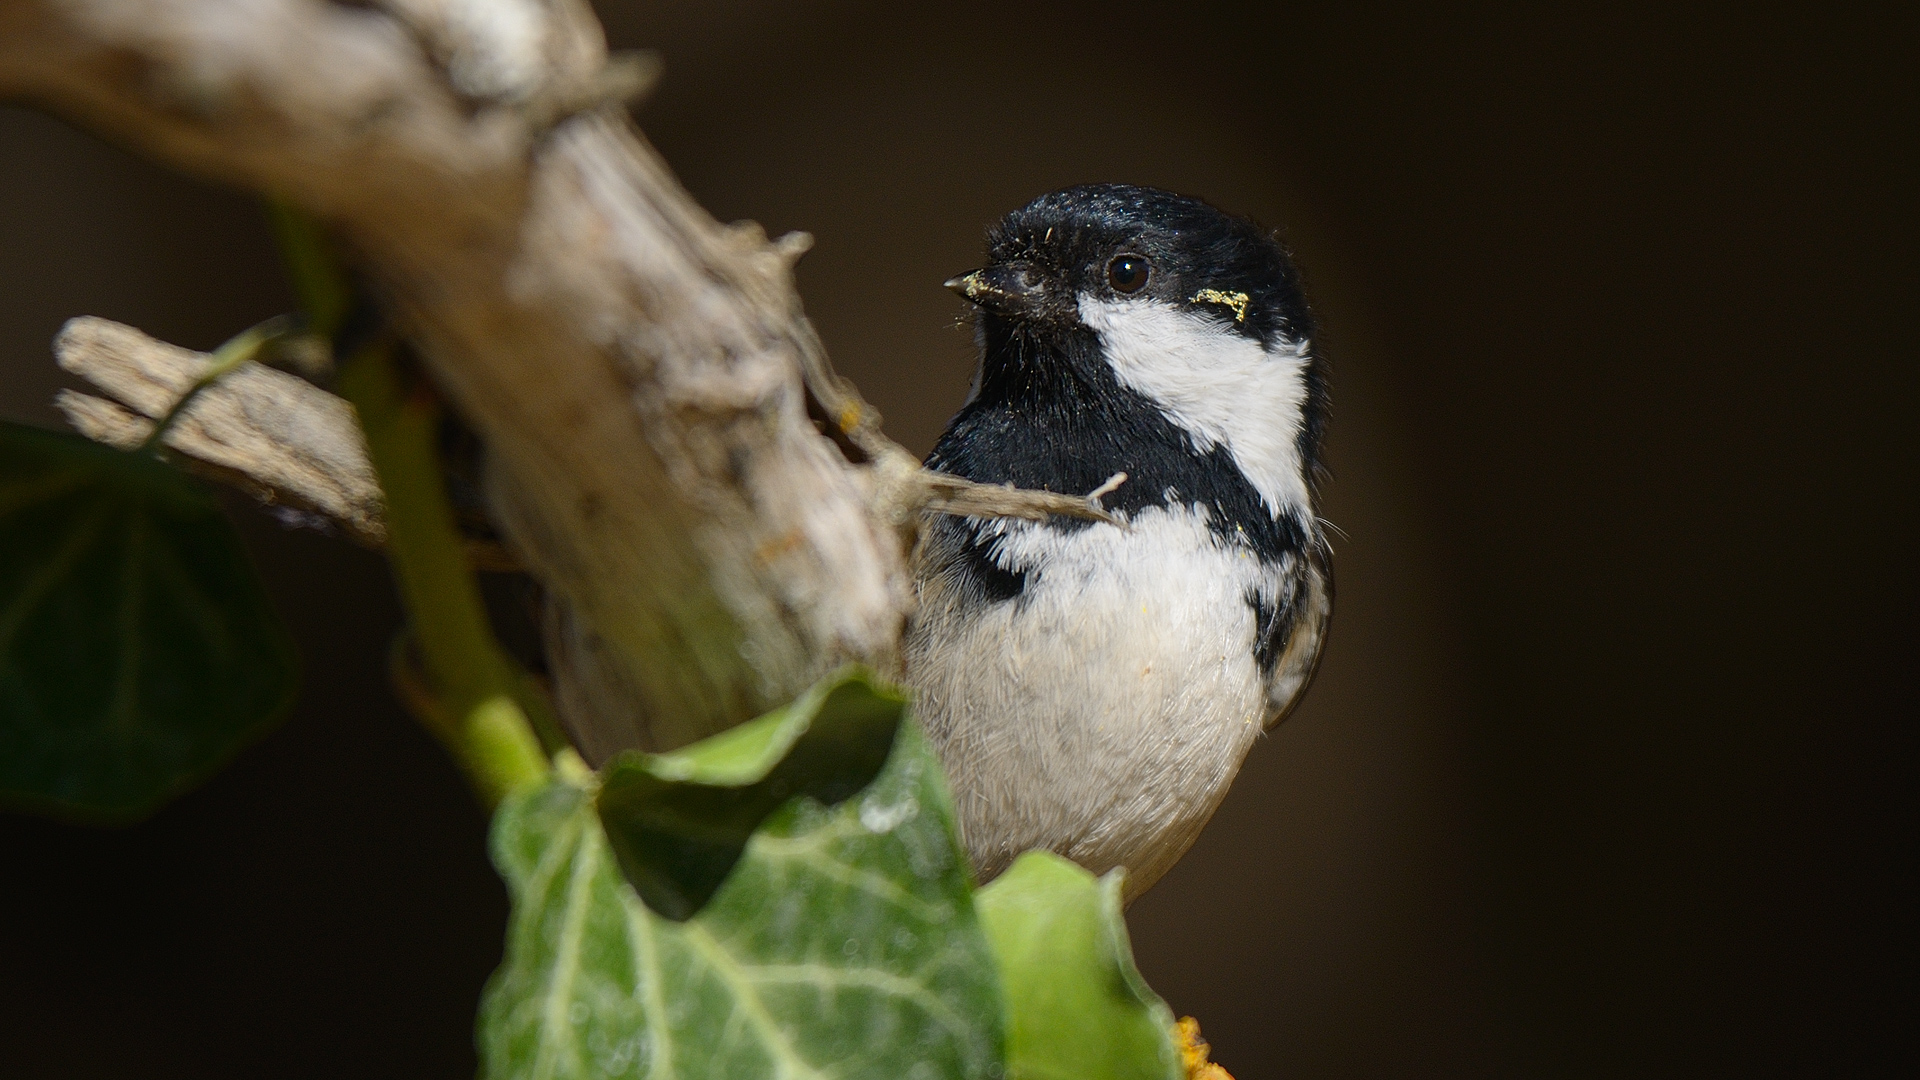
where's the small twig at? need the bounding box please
[789,316,1119,527]
[139,316,295,451]
[861,444,1122,533]
[1086,471,1129,502]
[521,50,662,131]
[919,471,1122,525]
[790,313,894,460]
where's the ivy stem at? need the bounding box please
[266,199,549,805]
[140,315,295,453]
[336,341,549,805]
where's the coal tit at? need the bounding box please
[905,184,1332,899]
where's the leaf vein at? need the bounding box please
[0,497,110,659]
[624,883,679,1080]
[681,923,832,1080]
[532,813,595,1080]
[741,963,972,1046]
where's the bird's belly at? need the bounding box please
[906,509,1270,895]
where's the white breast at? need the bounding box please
[905,506,1283,897]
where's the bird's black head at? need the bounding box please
[938,184,1327,506]
[948,183,1313,351]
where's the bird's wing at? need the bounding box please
[1263,541,1333,730]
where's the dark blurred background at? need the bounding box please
[1,2,1911,1076]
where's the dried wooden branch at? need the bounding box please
[51,314,1120,556]
[53,316,387,547]
[0,0,901,755]
[0,0,1107,760]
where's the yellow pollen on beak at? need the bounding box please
[1191,288,1251,323]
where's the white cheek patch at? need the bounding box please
[1078,296,1313,519]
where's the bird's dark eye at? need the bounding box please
[1106,254,1152,294]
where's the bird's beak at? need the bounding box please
[945,261,1047,314]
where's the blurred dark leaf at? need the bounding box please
[480,671,1004,1079]
[0,421,298,820]
[977,851,1183,1080]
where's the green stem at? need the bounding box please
[141,316,293,452]
[263,200,353,338]
[336,342,548,804]
[266,200,548,805]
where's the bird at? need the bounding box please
[904,183,1332,901]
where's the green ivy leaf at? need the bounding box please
[480,670,1006,1080]
[976,852,1184,1080]
[595,673,907,920]
[0,421,298,821]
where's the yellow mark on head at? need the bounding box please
[1191,288,1251,324]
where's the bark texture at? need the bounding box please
[1,0,908,753]
[3,0,1121,760]
[54,316,387,548]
